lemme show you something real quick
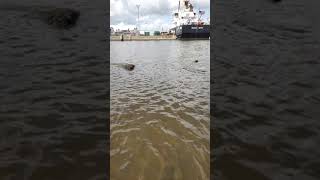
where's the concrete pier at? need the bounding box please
[111,35,176,41]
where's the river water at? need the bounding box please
[110,40,210,180]
[212,1,320,179]
[0,1,108,179]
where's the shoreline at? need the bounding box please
[110,35,176,41]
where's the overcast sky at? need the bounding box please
[110,0,210,32]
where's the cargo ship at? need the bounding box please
[171,0,210,39]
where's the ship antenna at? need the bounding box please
[196,0,200,23]
[198,4,200,24]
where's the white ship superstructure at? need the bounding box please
[172,0,206,27]
[171,0,210,39]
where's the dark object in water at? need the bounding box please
[111,63,135,71]
[124,64,135,71]
[195,60,199,63]
[271,0,281,3]
[45,8,80,28]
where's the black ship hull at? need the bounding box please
[175,25,210,39]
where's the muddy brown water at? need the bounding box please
[110,41,210,180]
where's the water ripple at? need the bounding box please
[111,41,210,180]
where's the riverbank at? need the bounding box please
[111,35,176,41]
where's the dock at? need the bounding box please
[111,35,176,41]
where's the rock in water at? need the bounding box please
[110,63,135,71]
[124,64,135,71]
[45,8,80,28]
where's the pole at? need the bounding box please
[136,4,140,30]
